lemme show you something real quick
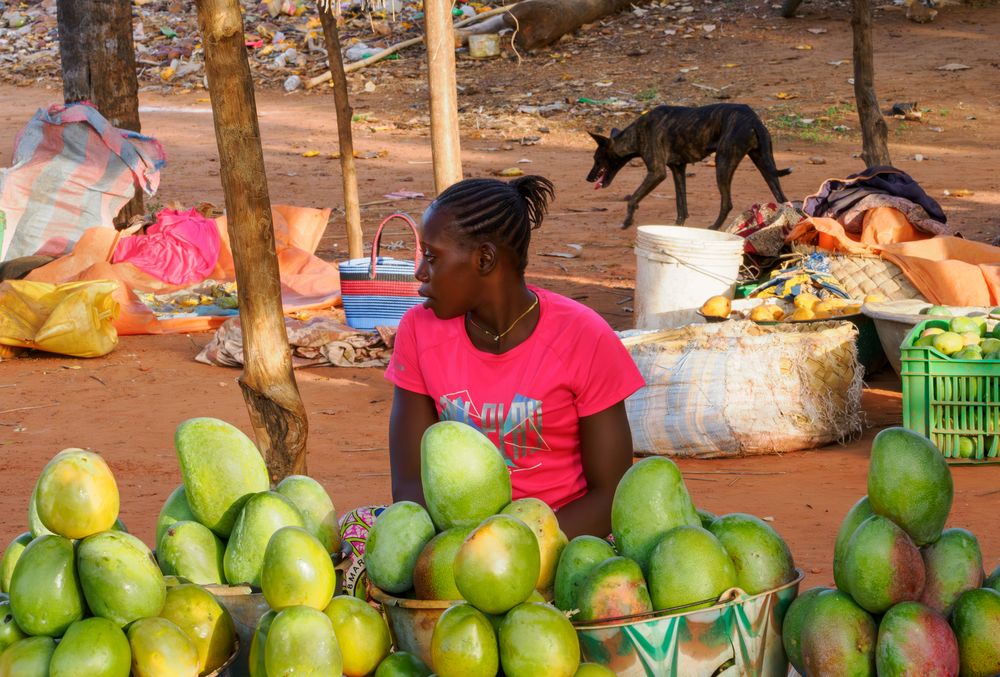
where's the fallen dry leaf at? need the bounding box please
[302,150,320,157]
[775,91,798,100]
[496,167,524,177]
[943,188,975,197]
[937,63,971,71]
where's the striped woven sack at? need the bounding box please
[338,213,423,330]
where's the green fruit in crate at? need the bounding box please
[265,606,343,676]
[922,305,953,316]
[980,338,1000,354]
[915,334,938,348]
[868,427,953,546]
[799,590,876,676]
[365,501,435,595]
[0,532,31,594]
[842,515,925,614]
[500,498,566,591]
[611,457,700,574]
[430,603,498,677]
[420,421,512,531]
[499,602,580,677]
[262,526,336,611]
[374,651,432,677]
[275,475,340,554]
[155,485,197,550]
[160,583,236,675]
[961,331,983,346]
[49,617,131,677]
[781,586,832,675]
[223,490,305,588]
[574,664,617,677]
[932,332,965,355]
[0,636,55,676]
[413,526,474,600]
[127,617,199,677]
[9,535,85,637]
[157,520,226,585]
[950,588,1000,677]
[833,496,874,590]
[986,565,1000,591]
[174,417,270,538]
[574,556,652,622]
[958,436,976,459]
[248,609,276,677]
[35,449,119,540]
[696,508,716,529]
[77,531,166,627]
[454,515,540,615]
[0,600,27,653]
[921,327,946,338]
[993,323,1000,339]
[647,526,736,612]
[920,528,983,615]
[553,535,616,612]
[955,347,983,360]
[323,595,392,677]
[707,513,795,595]
[950,316,980,334]
[875,601,959,676]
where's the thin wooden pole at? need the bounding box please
[318,7,364,260]
[851,0,891,167]
[423,0,463,192]
[195,0,308,481]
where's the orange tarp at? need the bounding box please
[26,205,341,335]
[788,209,1000,307]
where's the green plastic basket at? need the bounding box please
[901,319,1000,462]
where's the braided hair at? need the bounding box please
[430,175,555,272]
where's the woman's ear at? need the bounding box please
[476,242,498,275]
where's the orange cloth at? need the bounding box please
[787,211,1000,306]
[27,205,341,335]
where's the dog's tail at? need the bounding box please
[753,118,792,177]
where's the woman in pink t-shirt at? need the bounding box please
[384,175,645,540]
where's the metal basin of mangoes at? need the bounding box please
[698,293,887,324]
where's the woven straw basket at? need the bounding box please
[623,320,863,458]
[791,244,926,302]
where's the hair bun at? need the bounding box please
[510,175,555,230]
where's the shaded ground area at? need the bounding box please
[2,0,1000,583]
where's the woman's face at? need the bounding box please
[415,204,484,319]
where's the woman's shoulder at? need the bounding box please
[535,287,615,335]
[397,304,462,346]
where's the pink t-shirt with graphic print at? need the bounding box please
[385,286,645,510]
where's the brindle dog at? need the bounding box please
[587,103,791,230]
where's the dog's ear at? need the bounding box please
[588,131,609,146]
[610,127,621,138]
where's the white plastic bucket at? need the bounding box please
[634,225,745,330]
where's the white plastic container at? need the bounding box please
[634,225,745,330]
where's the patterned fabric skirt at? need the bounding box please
[337,505,386,599]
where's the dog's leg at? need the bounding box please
[622,167,668,229]
[669,164,688,225]
[748,148,789,204]
[709,152,740,230]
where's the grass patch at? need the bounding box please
[636,87,659,102]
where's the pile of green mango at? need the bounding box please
[0,447,237,677]
[913,308,1000,360]
[783,427,1000,677]
[363,421,798,677]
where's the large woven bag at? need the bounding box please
[791,244,926,302]
[338,213,423,330]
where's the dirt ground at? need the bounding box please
[2,0,1000,586]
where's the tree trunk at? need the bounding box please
[851,0,891,167]
[318,7,365,260]
[195,0,309,482]
[57,0,144,226]
[424,0,463,193]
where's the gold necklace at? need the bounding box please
[467,294,539,344]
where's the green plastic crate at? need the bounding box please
[901,319,1000,462]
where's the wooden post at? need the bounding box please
[423,0,463,192]
[56,0,144,225]
[318,7,365,260]
[195,0,309,481]
[851,0,891,167]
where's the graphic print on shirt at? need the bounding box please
[439,390,548,471]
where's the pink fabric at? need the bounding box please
[386,287,644,510]
[112,208,221,285]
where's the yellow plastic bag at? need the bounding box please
[0,279,120,358]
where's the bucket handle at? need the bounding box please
[639,247,741,286]
[369,213,422,280]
